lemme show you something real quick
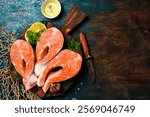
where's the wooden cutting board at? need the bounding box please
[9,4,86,98]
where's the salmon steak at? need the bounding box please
[10,40,37,90]
[37,49,82,93]
[35,27,64,77]
[10,26,82,94]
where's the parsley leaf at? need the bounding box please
[27,30,44,46]
[64,38,80,51]
[13,70,22,82]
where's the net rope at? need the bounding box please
[0,29,40,100]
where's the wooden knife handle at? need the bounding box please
[80,32,91,59]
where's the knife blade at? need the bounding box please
[79,32,96,83]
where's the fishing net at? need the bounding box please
[0,29,40,100]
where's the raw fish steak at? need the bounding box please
[37,49,82,92]
[10,40,37,90]
[35,27,64,77]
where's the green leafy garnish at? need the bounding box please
[62,79,74,91]
[13,70,22,82]
[26,30,44,46]
[64,38,80,51]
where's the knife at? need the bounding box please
[79,32,96,83]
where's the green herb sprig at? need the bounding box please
[12,70,22,82]
[27,30,44,46]
[64,38,80,51]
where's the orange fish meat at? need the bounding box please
[34,27,64,78]
[10,27,82,93]
[37,49,82,93]
[10,40,37,90]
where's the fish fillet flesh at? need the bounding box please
[35,27,64,77]
[37,49,82,93]
[10,40,37,90]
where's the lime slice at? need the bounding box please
[29,22,46,32]
[25,31,29,41]
[25,22,46,41]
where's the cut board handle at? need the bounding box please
[61,4,86,34]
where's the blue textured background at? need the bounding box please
[0,0,115,36]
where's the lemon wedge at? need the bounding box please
[25,22,46,41]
